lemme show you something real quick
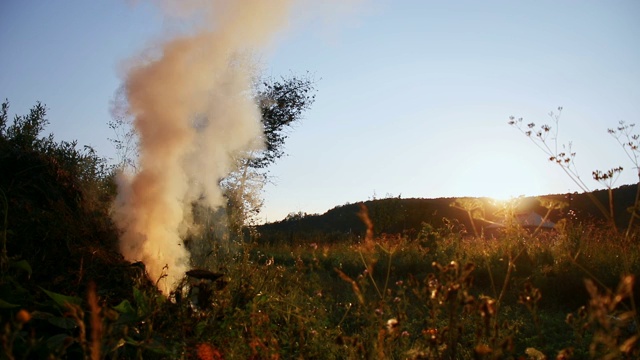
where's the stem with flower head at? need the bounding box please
[509,108,615,230]
[608,121,640,238]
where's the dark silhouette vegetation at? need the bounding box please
[257,186,638,245]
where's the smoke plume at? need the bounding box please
[112,0,293,293]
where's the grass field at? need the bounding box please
[3,209,637,359]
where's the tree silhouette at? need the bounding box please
[223,73,317,235]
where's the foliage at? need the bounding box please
[106,73,317,235]
[250,73,316,170]
[107,88,139,173]
[0,100,144,341]
[3,197,640,358]
[221,73,317,236]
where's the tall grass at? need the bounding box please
[2,212,638,359]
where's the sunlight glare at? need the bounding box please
[450,149,546,200]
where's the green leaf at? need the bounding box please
[48,316,78,330]
[195,321,207,337]
[113,300,138,324]
[133,287,149,317]
[9,259,32,277]
[0,298,20,308]
[155,293,167,307]
[111,338,126,351]
[46,333,74,351]
[39,287,82,308]
[254,293,268,304]
[113,299,135,315]
[30,310,54,320]
[124,336,141,346]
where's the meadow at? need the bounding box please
[1,101,639,359]
[3,209,638,359]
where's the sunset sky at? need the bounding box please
[1,0,639,223]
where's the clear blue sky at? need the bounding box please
[1,1,639,223]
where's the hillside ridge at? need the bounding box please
[257,184,637,243]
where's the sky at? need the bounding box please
[1,0,639,223]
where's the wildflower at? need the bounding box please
[430,289,438,299]
[525,347,545,360]
[196,343,223,360]
[15,309,31,324]
[386,318,398,333]
[474,344,492,356]
[422,328,438,341]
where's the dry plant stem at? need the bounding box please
[535,199,568,236]
[336,303,352,329]
[496,257,514,310]
[458,207,479,238]
[609,123,640,237]
[448,303,459,359]
[450,200,481,237]
[493,247,525,336]
[627,185,640,236]
[627,181,640,238]
[486,259,498,300]
[88,282,102,360]
[608,188,618,233]
[358,251,382,299]
[629,282,639,339]
[378,244,394,301]
[625,183,640,239]
[512,113,614,228]
[533,209,551,236]
[546,146,612,226]
[0,189,8,272]
[629,184,640,230]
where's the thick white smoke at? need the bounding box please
[112,0,293,293]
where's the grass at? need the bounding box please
[1,101,638,358]
[5,214,638,359]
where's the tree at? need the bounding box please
[108,86,139,174]
[222,73,317,236]
[107,73,317,239]
[251,73,316,169]
[0,100,116,287]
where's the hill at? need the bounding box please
[257,184,638,244]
